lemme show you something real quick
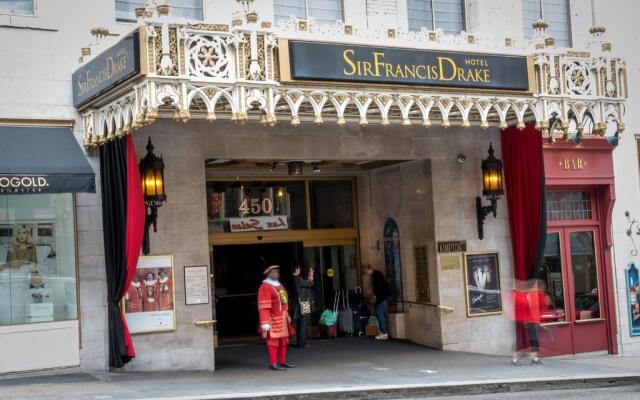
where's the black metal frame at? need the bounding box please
[476,196,497,240]
[139,137,166,255]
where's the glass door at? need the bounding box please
[302,244,358,328]
[538,228,608,356]
[566,228,608,354]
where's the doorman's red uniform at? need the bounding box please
[125,281,143,313]
[158,277,173,311]
[258,280,291,365]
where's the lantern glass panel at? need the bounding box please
[145,169,157,196]
[154,168,164,197]
[483,169,491,192]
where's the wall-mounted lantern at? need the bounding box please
[476,143,504,240]
[139,137,167,255]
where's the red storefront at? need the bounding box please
[538,139,617,356]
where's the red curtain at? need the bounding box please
[501,124,547,281]
[122,135,145,359]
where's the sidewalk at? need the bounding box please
[1,337,640,400]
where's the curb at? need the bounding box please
[136,375,640,400]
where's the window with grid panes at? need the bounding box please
[274,0,343,26]
[408,0,465,34]
[523,0,571,47]
[546,192,592,221]
[0,0,34,15]
[116,0,203,22]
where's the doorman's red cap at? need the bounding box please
[263,265,280,275]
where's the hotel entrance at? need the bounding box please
[206,176,360,344]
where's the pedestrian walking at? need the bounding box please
[364,264,391,340]
[512,279,544,366]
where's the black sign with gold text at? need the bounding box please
[285,41,531,91]
[73,29,144,108]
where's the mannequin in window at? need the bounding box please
[157,269,173,311]
[6,224,37,270]
[142,271,159,311]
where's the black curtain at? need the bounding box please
[100,138,131,368]
[530,157,548,280]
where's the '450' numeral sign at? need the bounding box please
[239,198,273,215]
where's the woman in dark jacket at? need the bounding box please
[291,265,314,348]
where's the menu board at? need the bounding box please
[184,265,210,305]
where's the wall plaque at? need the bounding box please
[281,40,533,92]
[437,240,467,253]
[184,265,210,305]
[440,255,461,271]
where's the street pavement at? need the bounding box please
[1,337,640,399]
[399,384,640,399]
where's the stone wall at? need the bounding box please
[429,133,515,355]
[119,121,215,371]
[357,160,442,348]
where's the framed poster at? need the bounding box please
[184,265,210,305]
[0,221,57,274]
[626,263,640,337]
[463,251,503,317]
[123,255,176,334]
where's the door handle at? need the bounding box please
[193,320,217,328]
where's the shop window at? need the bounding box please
[546,191,592,221]
[0,194,78,325]
[383,218,404,313]
[570,231,600,320]
[309,180,354,229]
[523,0,571,47]
[408,0,465,34]
[0,0,34,15]
[539,232,566,323]
[207,180,306,233]
[274,0,343,26]
[116,0,203,22]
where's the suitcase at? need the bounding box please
[351,308,361,335]
[338,290,355,335]
[356,300,370,335]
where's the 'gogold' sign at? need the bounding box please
[282,40,533,91]
[72,28,146,108]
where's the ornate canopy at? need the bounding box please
[75,7,627,149]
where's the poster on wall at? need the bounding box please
[123,255,175,334]
[463,252,503,317]
[626,263,640,337]
[0,222,57,274]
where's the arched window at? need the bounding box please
[383,218,404,313]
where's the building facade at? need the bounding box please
[0,0,639,374]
